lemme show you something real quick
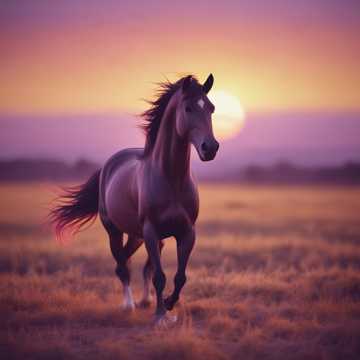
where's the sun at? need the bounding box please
[208,90,246,140]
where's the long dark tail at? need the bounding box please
[49,169,101,240]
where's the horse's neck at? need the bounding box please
[151,105,190,185]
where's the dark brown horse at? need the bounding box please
[49,74,219,326]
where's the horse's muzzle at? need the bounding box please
[200,140,219,161]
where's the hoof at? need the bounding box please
[137,299,152,309]
[164,296,175,311]
[154,313,178,328]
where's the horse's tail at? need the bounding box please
[49,169,101,240]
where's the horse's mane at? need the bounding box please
[141,74,199,156]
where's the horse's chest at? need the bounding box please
[147,192,198,237]
[154,202,192,237]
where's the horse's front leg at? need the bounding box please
[143,221,169,323]
[138,240,164,308]
[164,226,195,311]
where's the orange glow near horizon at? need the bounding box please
[1,2,360,115]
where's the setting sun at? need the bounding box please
[208,90,246,140]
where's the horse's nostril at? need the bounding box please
[215,141,219,152]
[201,142,208,153]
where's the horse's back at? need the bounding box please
[99,148,143,235]
[101,148,143,181]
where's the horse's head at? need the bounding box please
[175,74,219,161]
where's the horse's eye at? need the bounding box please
[185,106,192,113]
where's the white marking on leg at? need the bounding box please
[197,98,205,109]
[123,285,135,310]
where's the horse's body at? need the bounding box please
[100,147,198,238]
[50,74,218,325]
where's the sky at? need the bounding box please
[1,0,360,115]
[0,1,360,168]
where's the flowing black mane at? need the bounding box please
[141,74,199,156]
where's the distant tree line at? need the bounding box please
[237,161,360,184]
[0,159,100,182]
[0,158,360,184]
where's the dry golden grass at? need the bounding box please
[1,183,360,359]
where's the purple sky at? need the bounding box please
[1,1,360,174]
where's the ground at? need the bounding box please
[1,183,360,360]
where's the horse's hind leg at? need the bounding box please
[102,219,142,310]
[120,234,143,309]
[138,240,164,308]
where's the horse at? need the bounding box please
[49,74,219,325]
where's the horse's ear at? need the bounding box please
[202,73,214,94]
[182,75,192,93]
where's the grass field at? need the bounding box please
[1,183,360,359]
